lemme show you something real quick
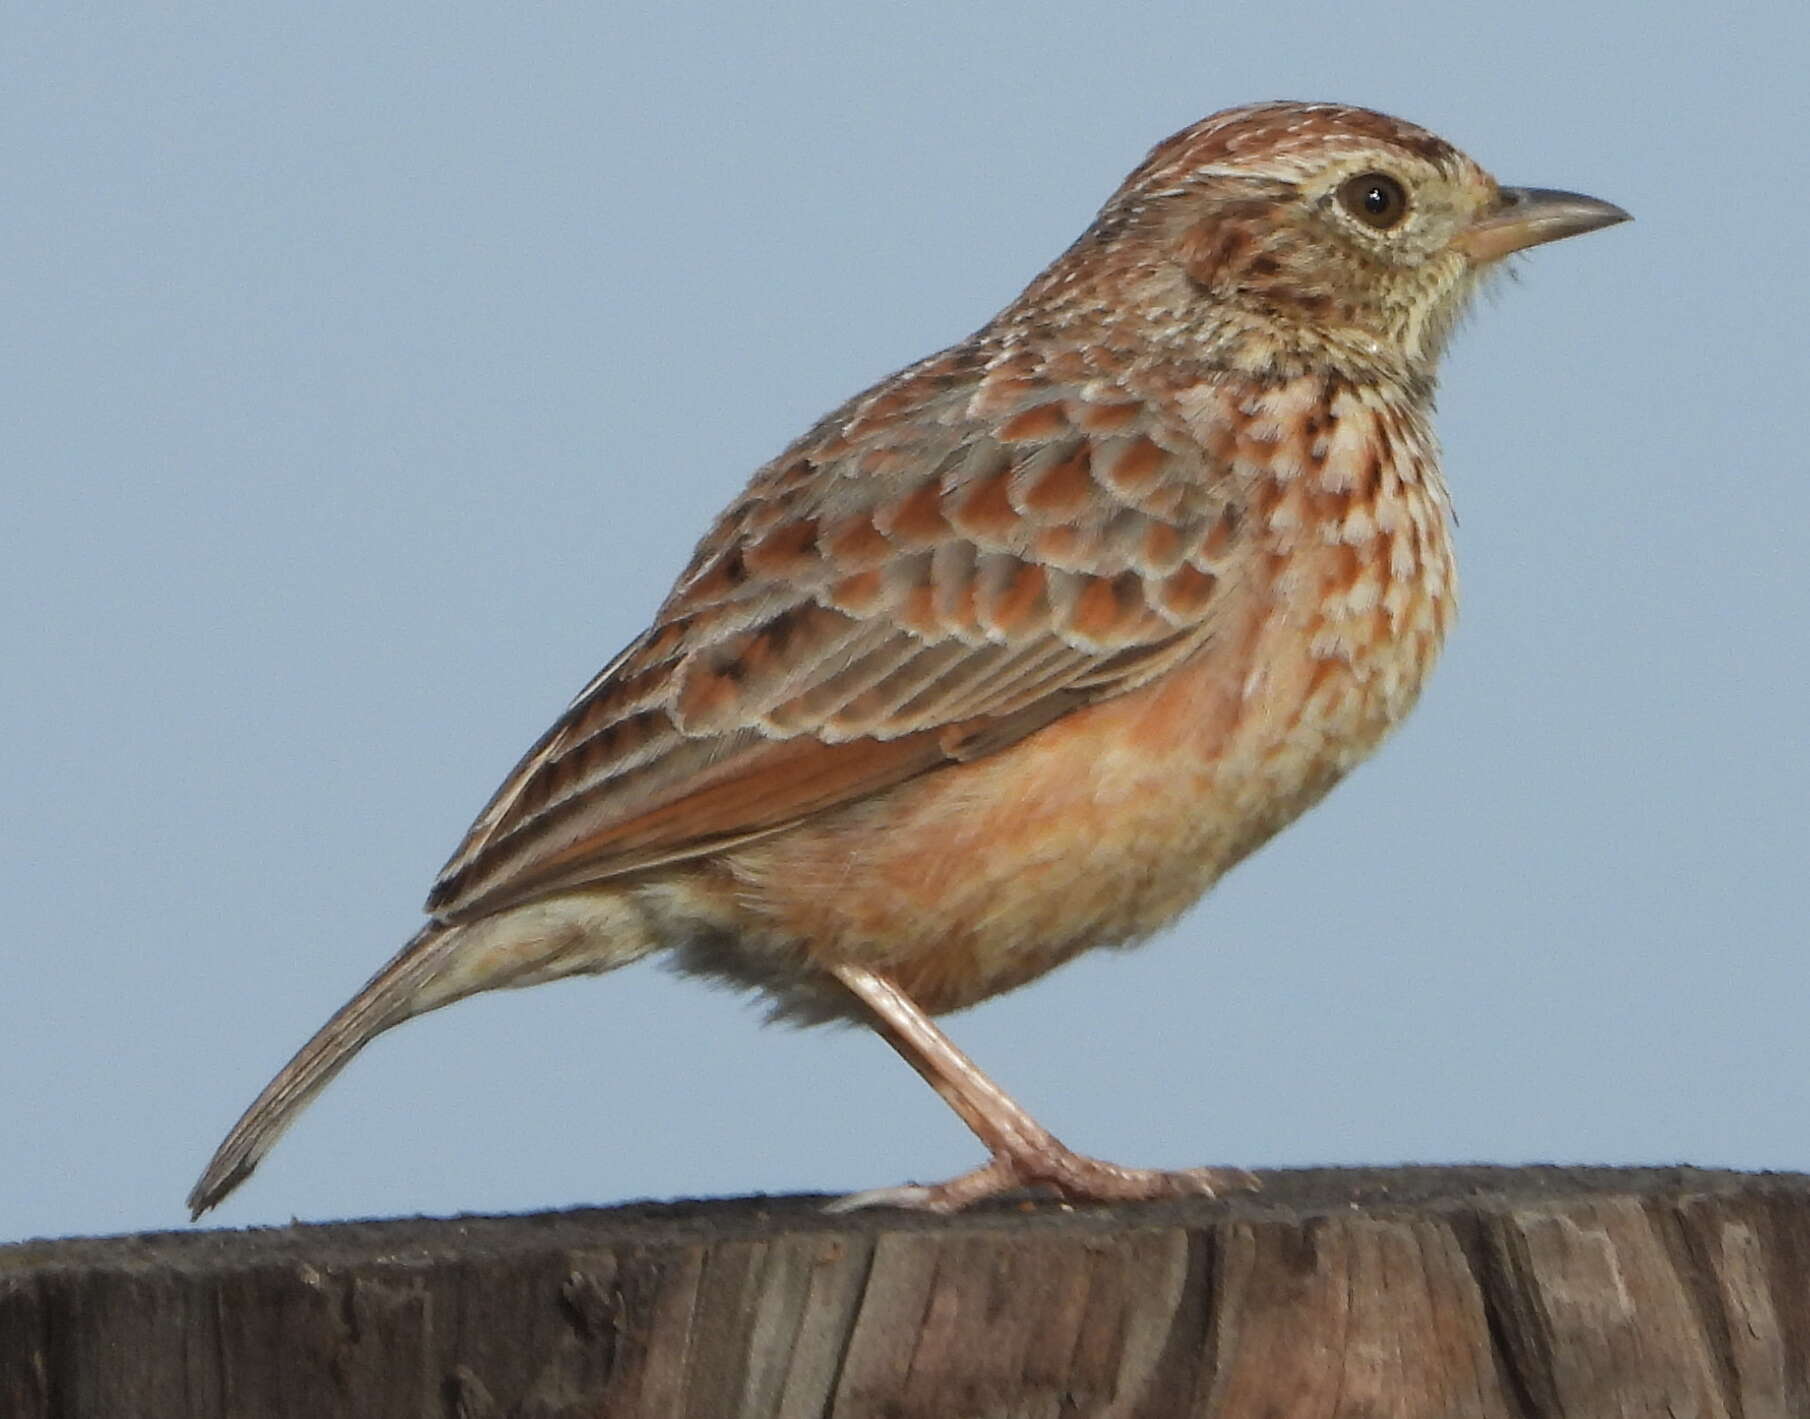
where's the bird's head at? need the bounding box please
[1022,102,1628,380]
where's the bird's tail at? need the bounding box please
[189,892,661,1218]
[186,923,466,1218]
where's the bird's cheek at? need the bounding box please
[1396,270,1478,366]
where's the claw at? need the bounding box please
[829,1151,1259,1213]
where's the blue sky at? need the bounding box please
[5,2,1807,1240]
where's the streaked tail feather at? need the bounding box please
[186,923,462,1218]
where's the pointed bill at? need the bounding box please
[1459,186,1631,262]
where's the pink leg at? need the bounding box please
[827,963,1259,1212]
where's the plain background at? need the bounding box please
[5,3,1807,1244]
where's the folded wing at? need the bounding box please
[427,345,1251,922]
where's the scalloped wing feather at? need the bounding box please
[426,343,1249,922]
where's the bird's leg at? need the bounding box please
[826,962,1258,1212]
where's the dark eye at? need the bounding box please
[1337,172,1409,230]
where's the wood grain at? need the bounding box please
[5,1167,1808,1418]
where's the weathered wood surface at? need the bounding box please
[4,1166,1810,1417]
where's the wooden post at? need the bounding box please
[4,1166,1809,1417]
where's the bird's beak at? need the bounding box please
[1457,186,1631,263]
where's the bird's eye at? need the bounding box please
[1337,172,1409,230]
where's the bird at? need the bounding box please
[188,101,1628,1218]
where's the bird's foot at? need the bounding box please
[827,1144,1259,1214]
